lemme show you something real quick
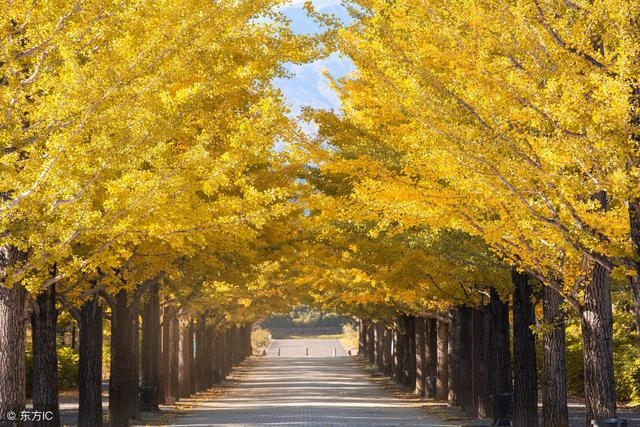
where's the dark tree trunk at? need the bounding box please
[543,286,569,427]
[78,296,103,427]
[224,328,232,376]
[204,324,214,387]
[382,326,392,375]
[0,248,27,420]
[459,308,473,412]
[470,308,482,418]
[405,315,417,388]
[425,318,437,378]
[161,306,178,403]
[194,315,205,392]
[512,270,539,427]
[581,259,617,421]
[188,320,196,394]
[358,318,367,357]
[170,312,179,399]
[491,288,512,395]
[415,317,426,396]
[178,317,192,398]
[214,329,224,383]
[478,304,493,419]
[375,323,384,371]
[436,319,449,401]
[247,324,253,358]
[393,317,409,385]
[109,289,133,427]
[448,307,472,410]
[31,284,60,427]
[392,325,401,383]
[128,312,140,420]
[367,322,375,364]
[140,283,160,411]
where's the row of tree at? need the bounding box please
[0,1,324,426]
[297,0,640,425]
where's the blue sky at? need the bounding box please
[274,0,355,116]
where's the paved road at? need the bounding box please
[173,339,455,426]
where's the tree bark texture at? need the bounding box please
[405,315,417,388]
[178,317,192,398]
[358,318,367,357]
[543,286,569,427]
[188,320,197,395]
[194,315,206,392]
[31,284,60,427]
[458,308,473,412]
[169,311,179,399]
[478,304,493,420]
[436,319,449,401]
[581,259,617,421]
[128,312,140,420]
[512,270,539,427]
[415,317,426,396]
[375,323,384,371]
[78,296,103,427]
[367,322,375,364]
[0,246,27,420]
[109,289,134,427]
[491,288,512,395]
[141,283,160,411]
[382,326,392,375]
[161,306,179,403]
[448,307,472,410]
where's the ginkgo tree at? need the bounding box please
[1,0,327,425]
[298,0,640,423]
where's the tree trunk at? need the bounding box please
[140,284,160,411]
[214,329,224,383]
[367,322,375,364]
[470,308,482,418]
[375,323,384,371]
[128,312,140,420]
[581,259,617,421]
[31,284,60,427]
[0,247,27,420]
[543,286,569,427]
[406,315,417,388]
[170,311,180,400]
[78,296,103,427]
[188,319,196,395]
[459,308,473,412]
[478,304,493,420]
[512,270,539,427]
[425,318,437,378]
[109,289,134,427]
[204,324,214,387]
[178,317,192,398]
[436,319,449,401]
[392,324,401,383]
[491,288,512,395]
[382,326,392,375]
[224,328,232,376]
[415,317,426,396]
[161,306,178,403]
[358,318,367,357]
